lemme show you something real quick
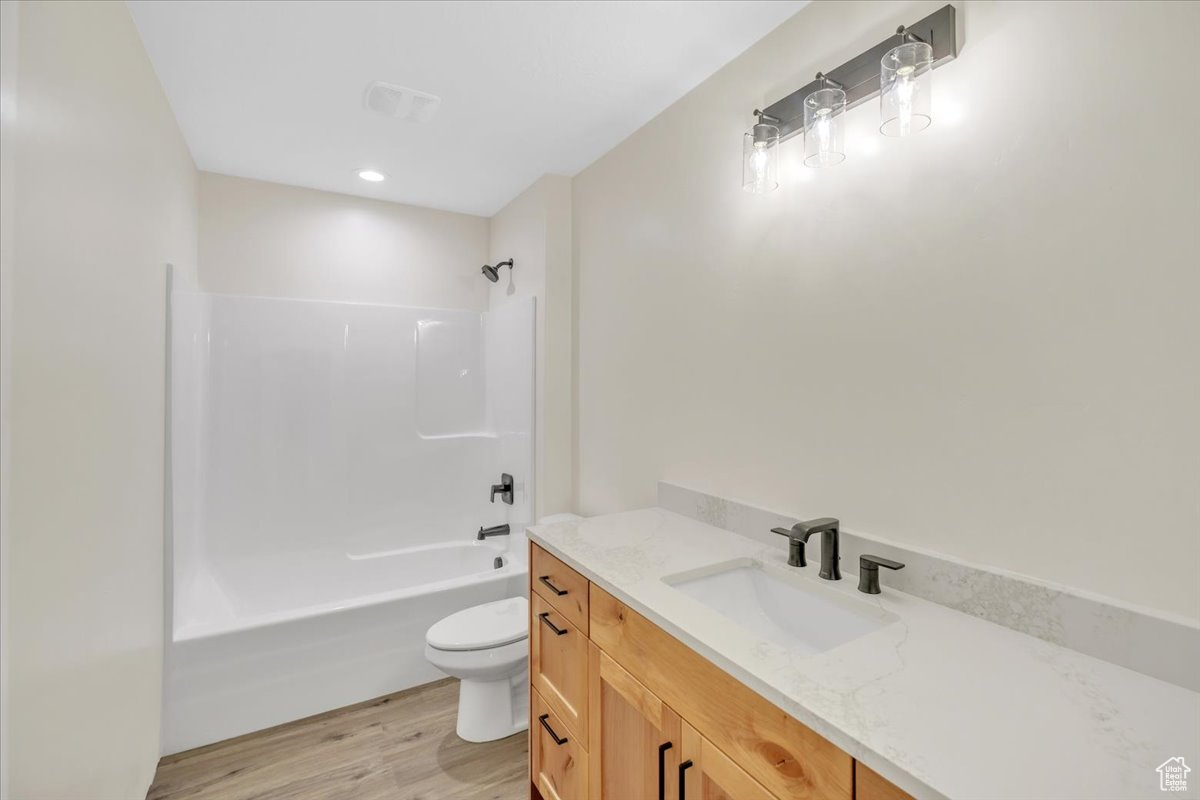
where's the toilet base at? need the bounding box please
[456,671,529,742]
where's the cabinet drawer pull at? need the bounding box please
[678,760,694,800]
[538,612,568,636]
[538,713,568,745]
[658,742,673,800]
[538,575,568,596]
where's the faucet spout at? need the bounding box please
[771,517,841,580]
[477,524,510,540]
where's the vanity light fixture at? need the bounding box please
[742,111,780,194]
[742,4,958,187]
[357,169,387,182]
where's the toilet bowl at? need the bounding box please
[425,513,582,742]
[425,596,530,742]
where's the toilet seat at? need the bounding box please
[426,596,528,652]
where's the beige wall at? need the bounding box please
[0,1,18,796]
[487,176,574,519]
[198,172,489,310]
[573,0,1200,620]
[5,1,198,796]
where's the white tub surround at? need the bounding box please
[527,510,1200,800]
[165,291,535,753]
[658,481,1200,693]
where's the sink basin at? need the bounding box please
[663,558,896,656]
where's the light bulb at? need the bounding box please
[815,110,832,160]
[895,69,915,136]
[752,144,770,181]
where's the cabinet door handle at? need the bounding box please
[658,742,673,800]
[538,612,568,636]
[538,575,568,596]
[678,760,694,800]
[538,713,568,746]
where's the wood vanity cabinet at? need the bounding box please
[528,543,914,800]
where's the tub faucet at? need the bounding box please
[770,517,842,580]
[477,524,510,540]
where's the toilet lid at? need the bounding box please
[426,596,529,651]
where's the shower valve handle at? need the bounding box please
[490,473,514,505]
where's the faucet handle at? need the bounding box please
[771,527,807,567]
[490,473,514,505]
[858,554,905,594]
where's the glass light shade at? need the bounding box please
[880,41,933,137]
[742,122,779,194]
[803,87,847,168]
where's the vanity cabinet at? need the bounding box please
[528,543,913,800]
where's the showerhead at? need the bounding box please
[481,258,514,283]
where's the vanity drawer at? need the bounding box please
[531,592,589,740]
[532,543,589,633]
[590,585,853,800]
[532,687,589,800]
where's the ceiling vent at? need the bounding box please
[363,81,441,123]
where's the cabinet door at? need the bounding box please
[855,763,915,800]
[679,721,779,800]
[588,645,681,800]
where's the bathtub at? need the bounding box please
[162,538,528,754]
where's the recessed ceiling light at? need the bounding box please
[357,169,387,182]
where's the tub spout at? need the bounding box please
[477,524,510,540]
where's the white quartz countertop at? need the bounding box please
[527,509,1200,800]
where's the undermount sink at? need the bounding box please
[663,558,896,656]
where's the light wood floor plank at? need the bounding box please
[148,678,528,800]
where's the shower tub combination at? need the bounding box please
[165,287,535,754]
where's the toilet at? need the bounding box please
[425,595,530,742]
[425,513,582,743]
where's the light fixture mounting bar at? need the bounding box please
[759,4,958,143]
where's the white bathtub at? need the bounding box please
[163,539,528,754]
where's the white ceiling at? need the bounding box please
[127,0,805,217]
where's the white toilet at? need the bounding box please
[425,595,530,742]
[425,513,581,742]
